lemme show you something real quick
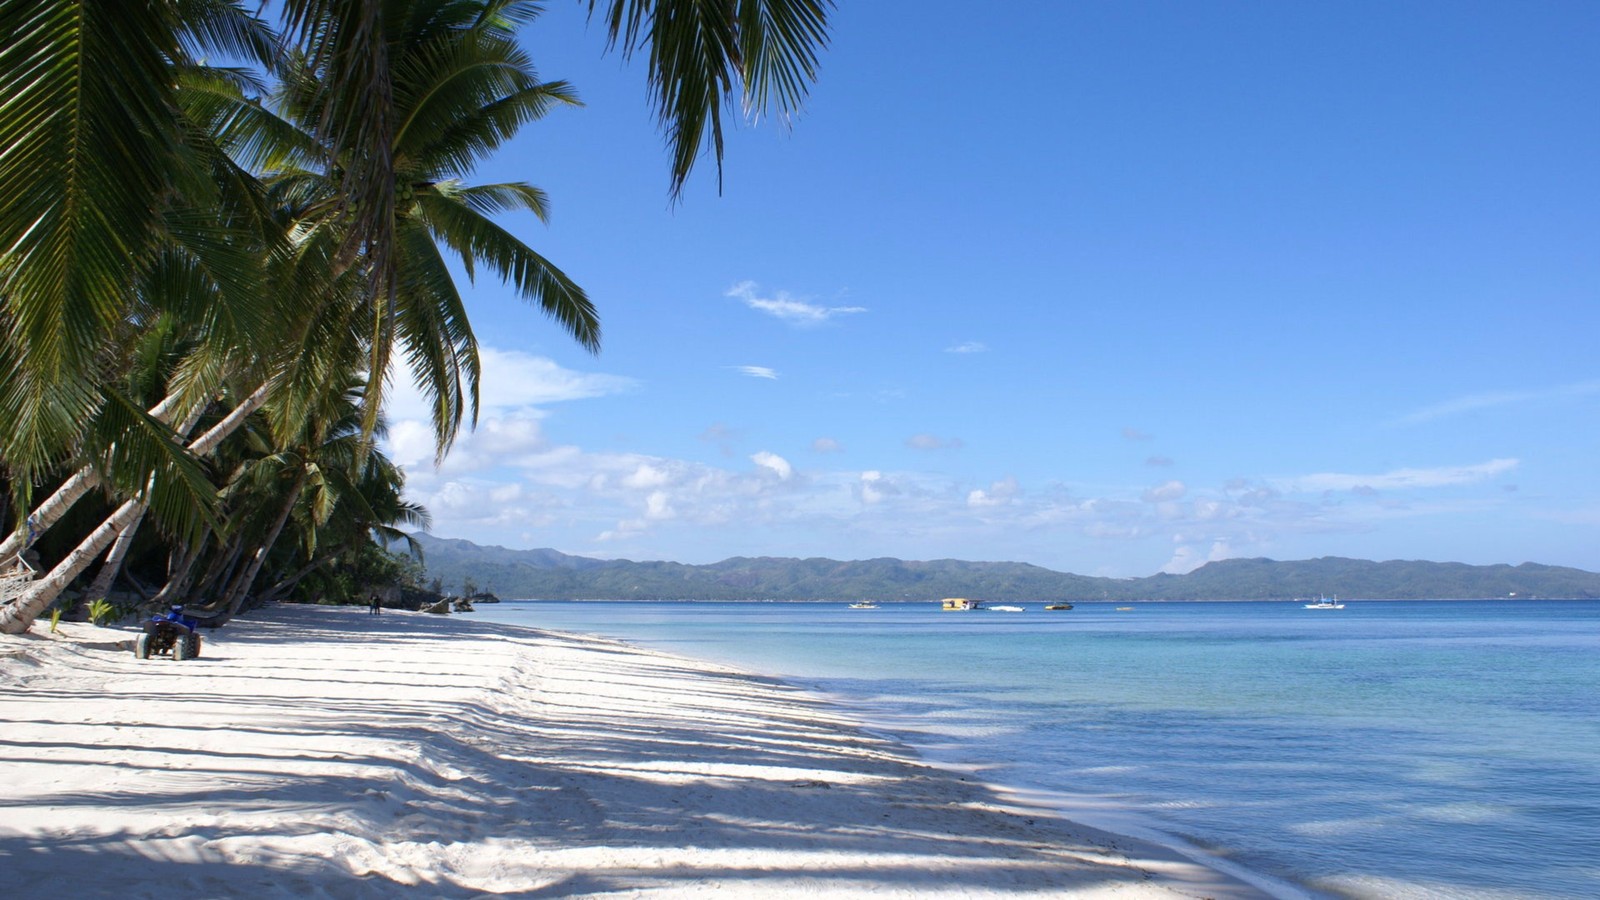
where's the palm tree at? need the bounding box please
[0,0,832,632]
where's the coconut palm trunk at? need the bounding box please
[84,514,142,602]
[215,473,306,622]
[0,383,274,633]
[0,499,146,634]
[0,390,222,568]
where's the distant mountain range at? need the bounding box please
[407,534,1600,601]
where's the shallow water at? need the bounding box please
[473,599,1600,899]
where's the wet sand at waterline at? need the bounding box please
[0,605,1261,897]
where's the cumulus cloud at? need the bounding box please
[945,341,989,354]
[1146,456,1175,467]
[384,350,636,470]
[968,476,1020,508]
[727,280,865,326]
[751,451,793,481]
[387,348,1533,575]
[1122,427,1154,441]
[857,470,896,505]
[1162,539,1234,574]
[1276,458,1519,493]
[730,365,779,380]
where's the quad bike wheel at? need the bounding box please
[186,633,202,659]
[173,635,191,661]
[134,634,152,659]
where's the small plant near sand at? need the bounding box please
[86,598,115,626]
[49,607,62,633]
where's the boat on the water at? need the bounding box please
[1304,597,1345,609]
[990,605,1025,612]
[941,597,983,611]
[1044,603,1073,610]
[848,601,879,609]
[1115,606,1135,611]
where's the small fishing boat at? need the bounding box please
[941,598,983,611]
[1115,606,1135,611]
[1304,597,1345,609]
[848,601,879,609]
[1044,603,1073,611]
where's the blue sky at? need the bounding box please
[383,0,1600,577]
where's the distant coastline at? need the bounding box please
[408,533,1600,603]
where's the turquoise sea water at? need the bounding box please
[472,599,1600,899]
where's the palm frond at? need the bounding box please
[176,0,280,69]
[0,0,188,474]
[590,0,831,197]
[392,219,477,456]
[415,191,598,351]
[92,390,220,548]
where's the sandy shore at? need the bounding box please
[0,605,1267,898]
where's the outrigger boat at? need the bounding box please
[848,601,880,609]
[941,597,983,611]
[1044,603,1073,610]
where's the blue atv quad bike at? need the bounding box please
[134,606,202,661]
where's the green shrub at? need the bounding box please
[49,607,62,633]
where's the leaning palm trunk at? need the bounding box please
[0,470,101,571]
[0,391,218,569]
[0,383,274,633]
[84,511,145,602]
[214,474,305,623]
[0,499,146,634]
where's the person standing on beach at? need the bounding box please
[369,594,381,615]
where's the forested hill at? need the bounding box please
[408,534,1600,601]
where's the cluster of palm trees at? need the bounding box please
[0,0,829,633]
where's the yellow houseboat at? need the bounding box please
[941,597,983,611]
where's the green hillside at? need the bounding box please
[408,535,1600,601]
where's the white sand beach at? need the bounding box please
[0,605,1266,898]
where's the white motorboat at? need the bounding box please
[989,605,1025,612]
[1304,597,1345,609]
[848,601,879,609]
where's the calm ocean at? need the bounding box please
[472,599,1600,899]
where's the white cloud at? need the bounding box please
[622,463,672,489]
[387,347,634,425]
[968,476,1020,508]
[1122,427,1154,441]
[1396,380,1600,425]
[945,341,989,354]
[731,365,779,380]
[1162,539,1234,575]
[1142,480,1187,503]
[386,352,1536,575]
[858,470,894,505]
[751,451,793,481]
[1276,459,1519,494]
[727,280,866,326]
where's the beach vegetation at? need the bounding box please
[85,599,117,627]
[0,0,831,634]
